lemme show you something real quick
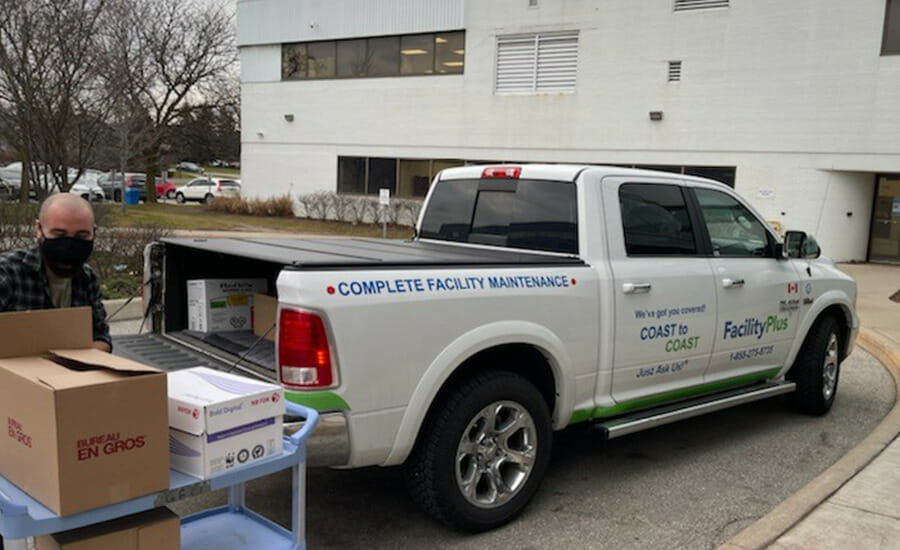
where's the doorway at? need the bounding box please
[870,175,900,263]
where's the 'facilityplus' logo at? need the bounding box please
[723,316,789,340]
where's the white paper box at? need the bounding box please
[167,367,285,478]
[187,278,267,333]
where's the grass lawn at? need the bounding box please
[97,203,413,239]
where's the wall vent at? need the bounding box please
[668,61,682,81]
[496,32,578,93]
[674,0,729,12]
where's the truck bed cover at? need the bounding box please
[161,237,585,269]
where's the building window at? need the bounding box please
[307,41,336,78]
[496,32,579,94]
[337,39,368,77]
[401,34,434,75]
[368,158,397,196]
[282,31,465,80]
[337,157,736,197]
[884,0,900,55]
[673,0,729,12]
[337,157,366,194]
[282,44,307,80]
[668,61,682,82]
[435,32,465,74]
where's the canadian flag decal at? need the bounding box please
[787,282,799,294]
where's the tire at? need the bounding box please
[204,193,214,205]
[166,189,175,200]
[403,370,552,532]
[176,192,186,204]
[113,190,122,202]
[787,315,841,415]
[80,193,89,201]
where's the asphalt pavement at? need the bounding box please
[107,317,892,549]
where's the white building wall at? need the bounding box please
[237,0,464,46]
[238,0,900,261]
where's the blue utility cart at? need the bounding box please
[0,402,318,550]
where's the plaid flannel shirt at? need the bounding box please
[0,244,111,347]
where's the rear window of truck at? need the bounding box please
[419,179,578,254]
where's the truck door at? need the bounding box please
[604,180,717,405]
[688,186,801,384]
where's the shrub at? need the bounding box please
[203,194,296,217]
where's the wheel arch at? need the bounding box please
[785,292,857,370]
[383,321,575,466]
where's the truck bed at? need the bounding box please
[160,237,585,269]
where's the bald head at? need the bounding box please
[35,194,95,240]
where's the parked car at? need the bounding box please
[69,180,105,202]
[174,177,241,204]
[133,164,859,532]
[176,161,204,174]
[97,172,136,202]
[97,172,177,201]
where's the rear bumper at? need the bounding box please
[285,411,350,468]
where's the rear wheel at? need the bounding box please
[80,193,89,201]
[175,192,186,204]
[404,370,552,532]
[787,315,841,415]
[204,193,214,205]
[113,190,122,202]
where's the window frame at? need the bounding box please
[618,181,708,258]
[685,185,778,259]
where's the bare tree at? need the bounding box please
[102,0,236,203]
[0,0,110,200]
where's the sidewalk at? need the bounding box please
[722,262,900,550]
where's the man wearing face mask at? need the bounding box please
[0,193,111,352]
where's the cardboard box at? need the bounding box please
[167,367,284,478]
[0,308,169,517]
[187,278,267,333]
[35,507,179,550]
[252,293,278,342]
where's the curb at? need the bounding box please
[719,328,900,550]
[102,297,144,322]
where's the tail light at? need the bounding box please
[482,166,521,179]
[216,181,222,191]
[278,309,335,388]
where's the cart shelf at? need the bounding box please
[0,401,318,550]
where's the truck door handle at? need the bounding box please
[623,282,652,295]
[722,278,745,288]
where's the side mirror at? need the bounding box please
[783,230,821,260]
[802,235,821,259]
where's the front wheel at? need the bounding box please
[166,189,175,200]
[175,192,186,204]
[787,315,841,415]
[404,370,552,532]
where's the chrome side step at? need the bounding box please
[598,381,797,440]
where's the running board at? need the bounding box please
[597,381,796,440]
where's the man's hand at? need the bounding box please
[92,340,111,353]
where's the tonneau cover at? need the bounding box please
[161,237,584,269]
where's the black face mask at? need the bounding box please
[40,235,94,278]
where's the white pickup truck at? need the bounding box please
[128,164,858,531]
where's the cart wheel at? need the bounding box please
[404,370,552,532]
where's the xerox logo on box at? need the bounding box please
[723,316,789,340]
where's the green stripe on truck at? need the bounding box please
[285,390,351,412]
[568,368,781,425]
